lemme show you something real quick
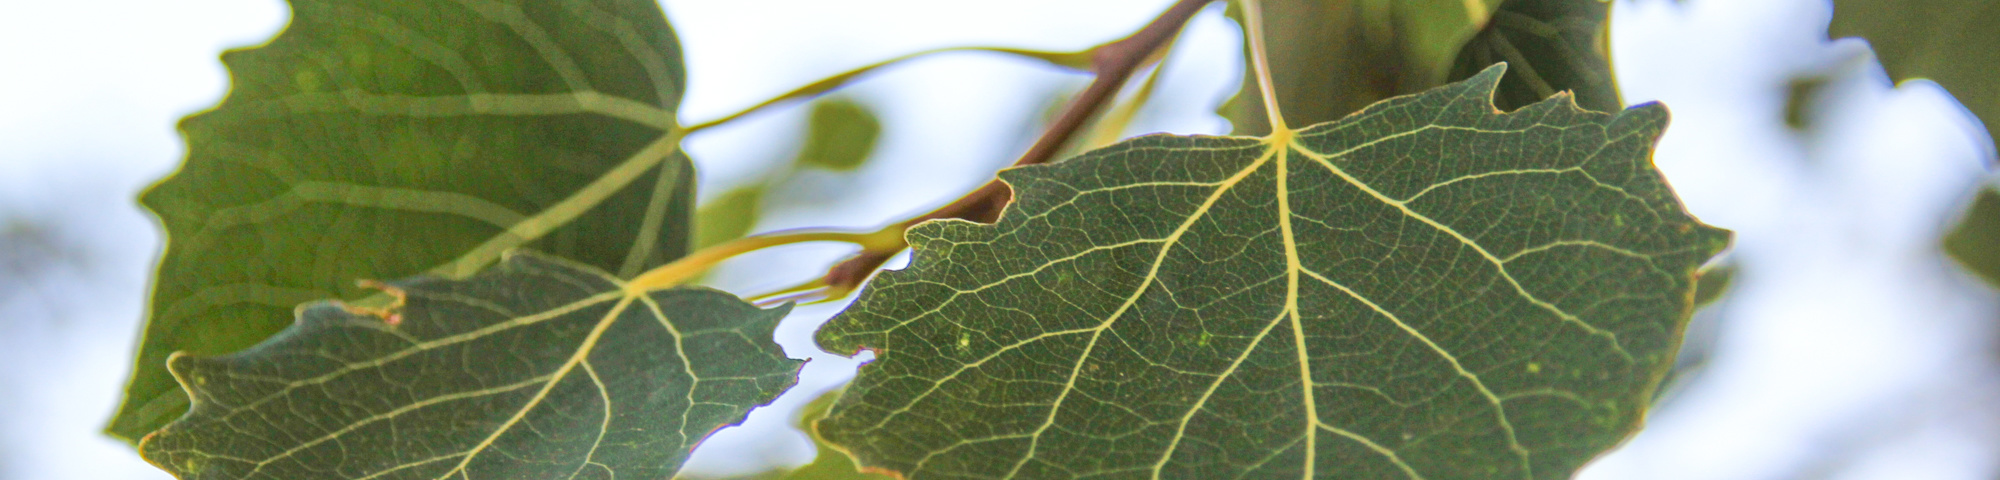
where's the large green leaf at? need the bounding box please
[115,0,699,441]
[138,252,800,479]
[1946,186,2000,287]
[691,98,885,252]
[816,66,1728,479]
[1223,0,1502,134]
[696,186,768,251]
[1448,0,1619,112]
[1831,0,2000,146]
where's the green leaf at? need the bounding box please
[1691,262,1736,309]
[1223,0,1503,134]
[1449,0,1620,112]
[696,186,768,251]
[816,66,1728,479]
[138,252,801,479]
[114,0,699,441]
[795,99,884,172]
[778,388,897,480]
[1946,186,2000,287]
[1831,0,2000,146]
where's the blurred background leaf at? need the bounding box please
[796,99,884,172]
[109,0,703,442]
[1830,0,1999,149]
[693,97,885,253]
[680,388,891,480]
[1946,186,2000,287]
[1220,0,1501,134]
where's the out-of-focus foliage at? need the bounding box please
[795,99,883,172]
[774,389,895,480]
[1832,0,2000,289]
[1223,0,1625,134]
[0,217,83,300]
[139,253,800,479]
[1783,75,1834,131]
[688,388,894,480]
[1945,187,2000,287]
[1449,0,1619,112]
[1693,262,1738,309]
[693,98,884,251]
[1220,0,1500,134]
[698,187,770,251]
[1830,0,2000,146]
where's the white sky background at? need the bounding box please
[0,0,1994,479]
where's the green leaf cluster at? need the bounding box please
[107,0,1749,479]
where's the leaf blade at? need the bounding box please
[816,66,1728,480]
[114,0,700,441]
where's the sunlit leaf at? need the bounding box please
[1223,0,1503,134]
[1449,0,1619,112]
[114,0,699,441]
[817,66,1728,479]
[777,388,897,480]
[696,187,767,251]
[138,252,800,479]
[1946,187,2000,287]
[1691,262,1736,309]
[1831,0,2000,146]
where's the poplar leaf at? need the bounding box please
[816,66,1728,480]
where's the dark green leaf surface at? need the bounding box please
[139,252,800,479]
[1946,187,2000,287]
[817,67,1728,480]
[1449,0,1619,112]
[1831,0,2000,146]
[116,0,698,441]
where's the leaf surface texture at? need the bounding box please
[817,67,1728,480]
[139,253,800,479]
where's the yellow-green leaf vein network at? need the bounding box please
[815,66,1729,480]
[116,0,699,441]
[138,252,801,479]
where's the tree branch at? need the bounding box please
[819,0,1217,296]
